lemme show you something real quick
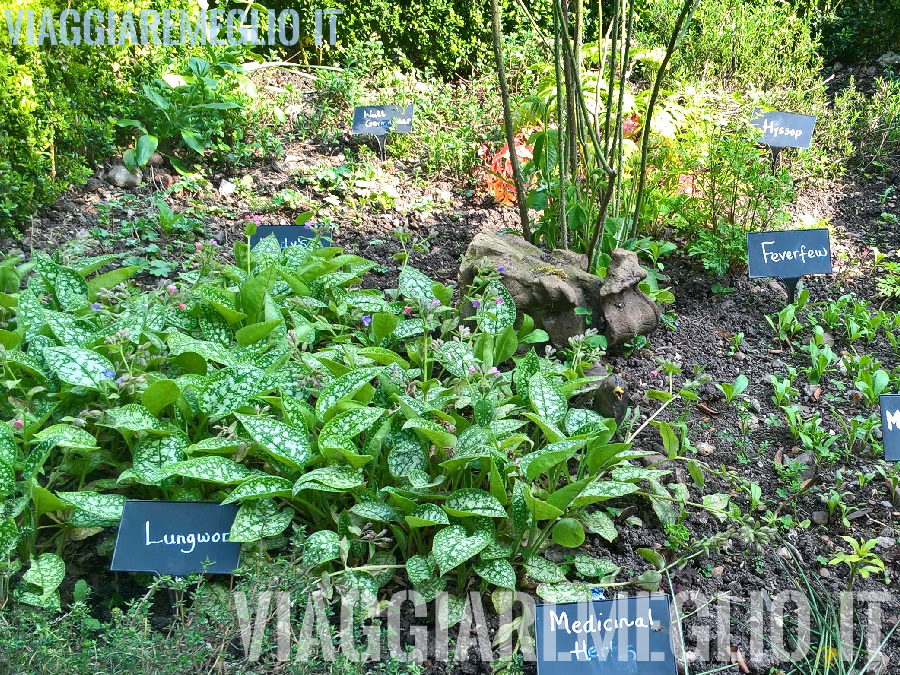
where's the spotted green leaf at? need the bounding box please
[319,407,386,444]
[435,341,477,378]
[611,465,670,483]
[536,582,593,603]
[187,437,244,455]
[57,491,126,527]
[406,503,450,528]
[519,439,583,481]
[199,365,268,421]
[703,493,731,522]
[304,530,340,567]
[406,554,436,585]
[198,304,233,346]
[564,408,607,436]
[315,367,381,419]
[432,525,491,576]
[42,347,115,390]
[0,518,18,557]
[223,476,293,504]
[292,466,364,494]
[161,456,251,484]
[572,553,620,578]
[44,311,94,346]
[23,552,65,597]
[393,320,425,340]
[402,418,456,448]
[524,556,567,583]
[34,425,97,450]
[476,281,516,335]
[104,404,166,433]
[0,424,15,496]
[579,510,618,542]
[398,266,435,302]
[443,489,506,518]
[195,286,247,324]
[528,371,567,425]
[167,332,233,365]
[474,559,516,589]
[349,501,398,522]
[235,413,313,470]
[120,433,189,486]
[571,481,638,508]
[229,499,294,542]
[35,253,88,311]
[387,429,428,478]
[4,349,49,378]
[414,578,447,603]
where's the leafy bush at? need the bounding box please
[0,231,724,607]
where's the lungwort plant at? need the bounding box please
[1,235,723,613]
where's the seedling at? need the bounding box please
[828,536,886,590]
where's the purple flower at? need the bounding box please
[431,298,441,306]
[91,302,102,312]
[498,266,505,274]
[304,223,313,230]
[468,365,477,374]
[471,299,481,309]
[101,369,115,379]
[252,215,261,225]
[362,315,372,327]
[488,367,500,377]
[116,376,125,385]
[495,296,503,305]
[208,239,218,247]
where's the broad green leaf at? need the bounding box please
[142,379,181,416]
[236,413,313,469]
[4,350,49,378]
[35,253,88,311]
[199,365,269,421]
[223,476,293,504]
[0,424,16,495]
[315,367,381,420]
[86,266,140,298]
[199,304,233,346]
[522,485,563,520]
[42,347,115,390]
[229,499,293,542]
[104,404,166,433]
[474,559,516,589]
[476,281,516,335]
[34,425,97,450]
[572,553,620,578]
[350,501,398,523]
[387,429,428,478]
[513,349,542,401]
[319,407,386,444]
[303,530,341,567]
[398,266,435,302]
[528,372,567,425]
[23,553,65,596]
[236,320,283,346]
[402,418,456,448]
[572,480,638,508]
[432,525,491,576]
[565,408,607,436]
[357,347,409,369]
[703,493,731,522]
[196,286,247,324]
[436,341,477,378]
[579,510,618,542]
[443,489,506,518]
[551,518,585,547]
[57,491,126,527]
[187,437,244,455]
[637,570,662,591]
[406,503,450,528]
[414,578,447,603]
[520,439,583,481]
[687,459,705,488]
[611,465,670,483]
[161,456,251,484]
[406,554,436,585]
[0,518,19,557]
[292,466,364,494]
[524,557,566,583]
[122,433,189,485]
[637,548,666,570]
[536,583,593,603]
[648,479,678,526]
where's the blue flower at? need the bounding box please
[361,315,372,327]
[498,266,505,274]
[471,299,481,309]
[102,370,115,379]
[91,303,102,311]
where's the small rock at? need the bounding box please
[776,547,791,561]
[437,189,452,202]
[147,152,164,166]
[793,450,818,480]
[876,537,896,550]
[218,179,236,196]
[733,351,746,361]
[877,51,900,68]
[819,568,830,578]
[106,165,142,188]
[833,61,843,72]
[640,453,671,469]
[713,566,724,577]
[697,442,716,457]
[768,280,787,298]
[866,66,877,76]
[811,511,830,525]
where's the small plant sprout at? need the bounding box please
[716,374,748,406]
[828,536,886,591]
[728,331,744,356]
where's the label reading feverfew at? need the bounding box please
[110,501,240,576]
[747,229,832,280]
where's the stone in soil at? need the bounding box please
[106,165,142,188]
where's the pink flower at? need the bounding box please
[403,306,412,315]
[495,297,503,305]
[651,369,659,377]
[488,367,500,377]
[468,365,477,374]
[194,242,203,251]
[252,215,261,225]
[431,298,441,306]
[178,303,187,310]
[166,284,177,295]
[12,419,23,430]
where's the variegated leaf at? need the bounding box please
[121,433,189,485]
[571,481,638,508]
[524,557,567,583]
[0,424,16,496]
[406,503,450,528]
[315,367,381,419]
[161,456,251,484]
[528,371,567,425]
[229,499,293,542]
[303,530,340,567]
[57,491,126,527]
[319,407,387,444]
[443,489,506,518]
[104,404,166,433]
[349,501,398,523]
[22,552,65,595]
[387,429,428,478]
[35,253,88,311]
[199,365,269,421]
[436,340,477,378]
[432,525,491,576]
[406,554,436,585]
[473,559,516,589]
[580,510,618,542]
[398,266,435,302]
[34,425,97,449]
[572,553,620,579]
[235,413,313,469]
[292,466,364,494]
[223,476,293,504]
[167,332,233,365]
[42,347,116,390]
[476,281,516,335]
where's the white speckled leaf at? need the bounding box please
[198,304,233,346]
[160,456,251,485]
[235,413,312,469]
[122,433,189,485]
[611,465,670,483]
[35,253,88,311]
[319,407,387,444]
[536,582,593,603]
[473,559,516,589]
[315,367,382,419]
[432,525,491,576]
[398,266,435,302]
[406,554,436,585]
[387,429,428,478]
[4,350,49,378]
[402,418,456,448]
[524,557,566,583]
[476,281,516,335]
[199,365,268,421]
[104,404,166,433]
[519,440,582,481]
[292,466,364,494]
[0,424,17,496]
[57,491,125,527]
[527,371,567,425]
[436,341,477,378]
[349,501,398,522]
[304,530,340,567]
[167,332,234,366]
[571,481,638,508]
[42,347,115,390]
[23,553,65,596]
[34,425,97,450]
[580,510,618,542]
[393,320,424,339]
[222,476,293,504]
[406,503,450,528]
[572,553,620,578]
[443,489,506,518]
[565,408,607,436]
[229,499,293,542]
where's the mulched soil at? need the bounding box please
[6,66,900,675]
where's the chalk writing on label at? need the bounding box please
[887,409,900,432]
[762,118,803,140]
[760,241,829,265]
[549,607,657,635]
[145,521,229,554]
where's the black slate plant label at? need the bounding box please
[534,595,676,674]
[249,225,332,249]
[747,229,832,280]
[351,104,415,136]
[751,109,817,149]
[110,501,240,576]
[881,395,900,461]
